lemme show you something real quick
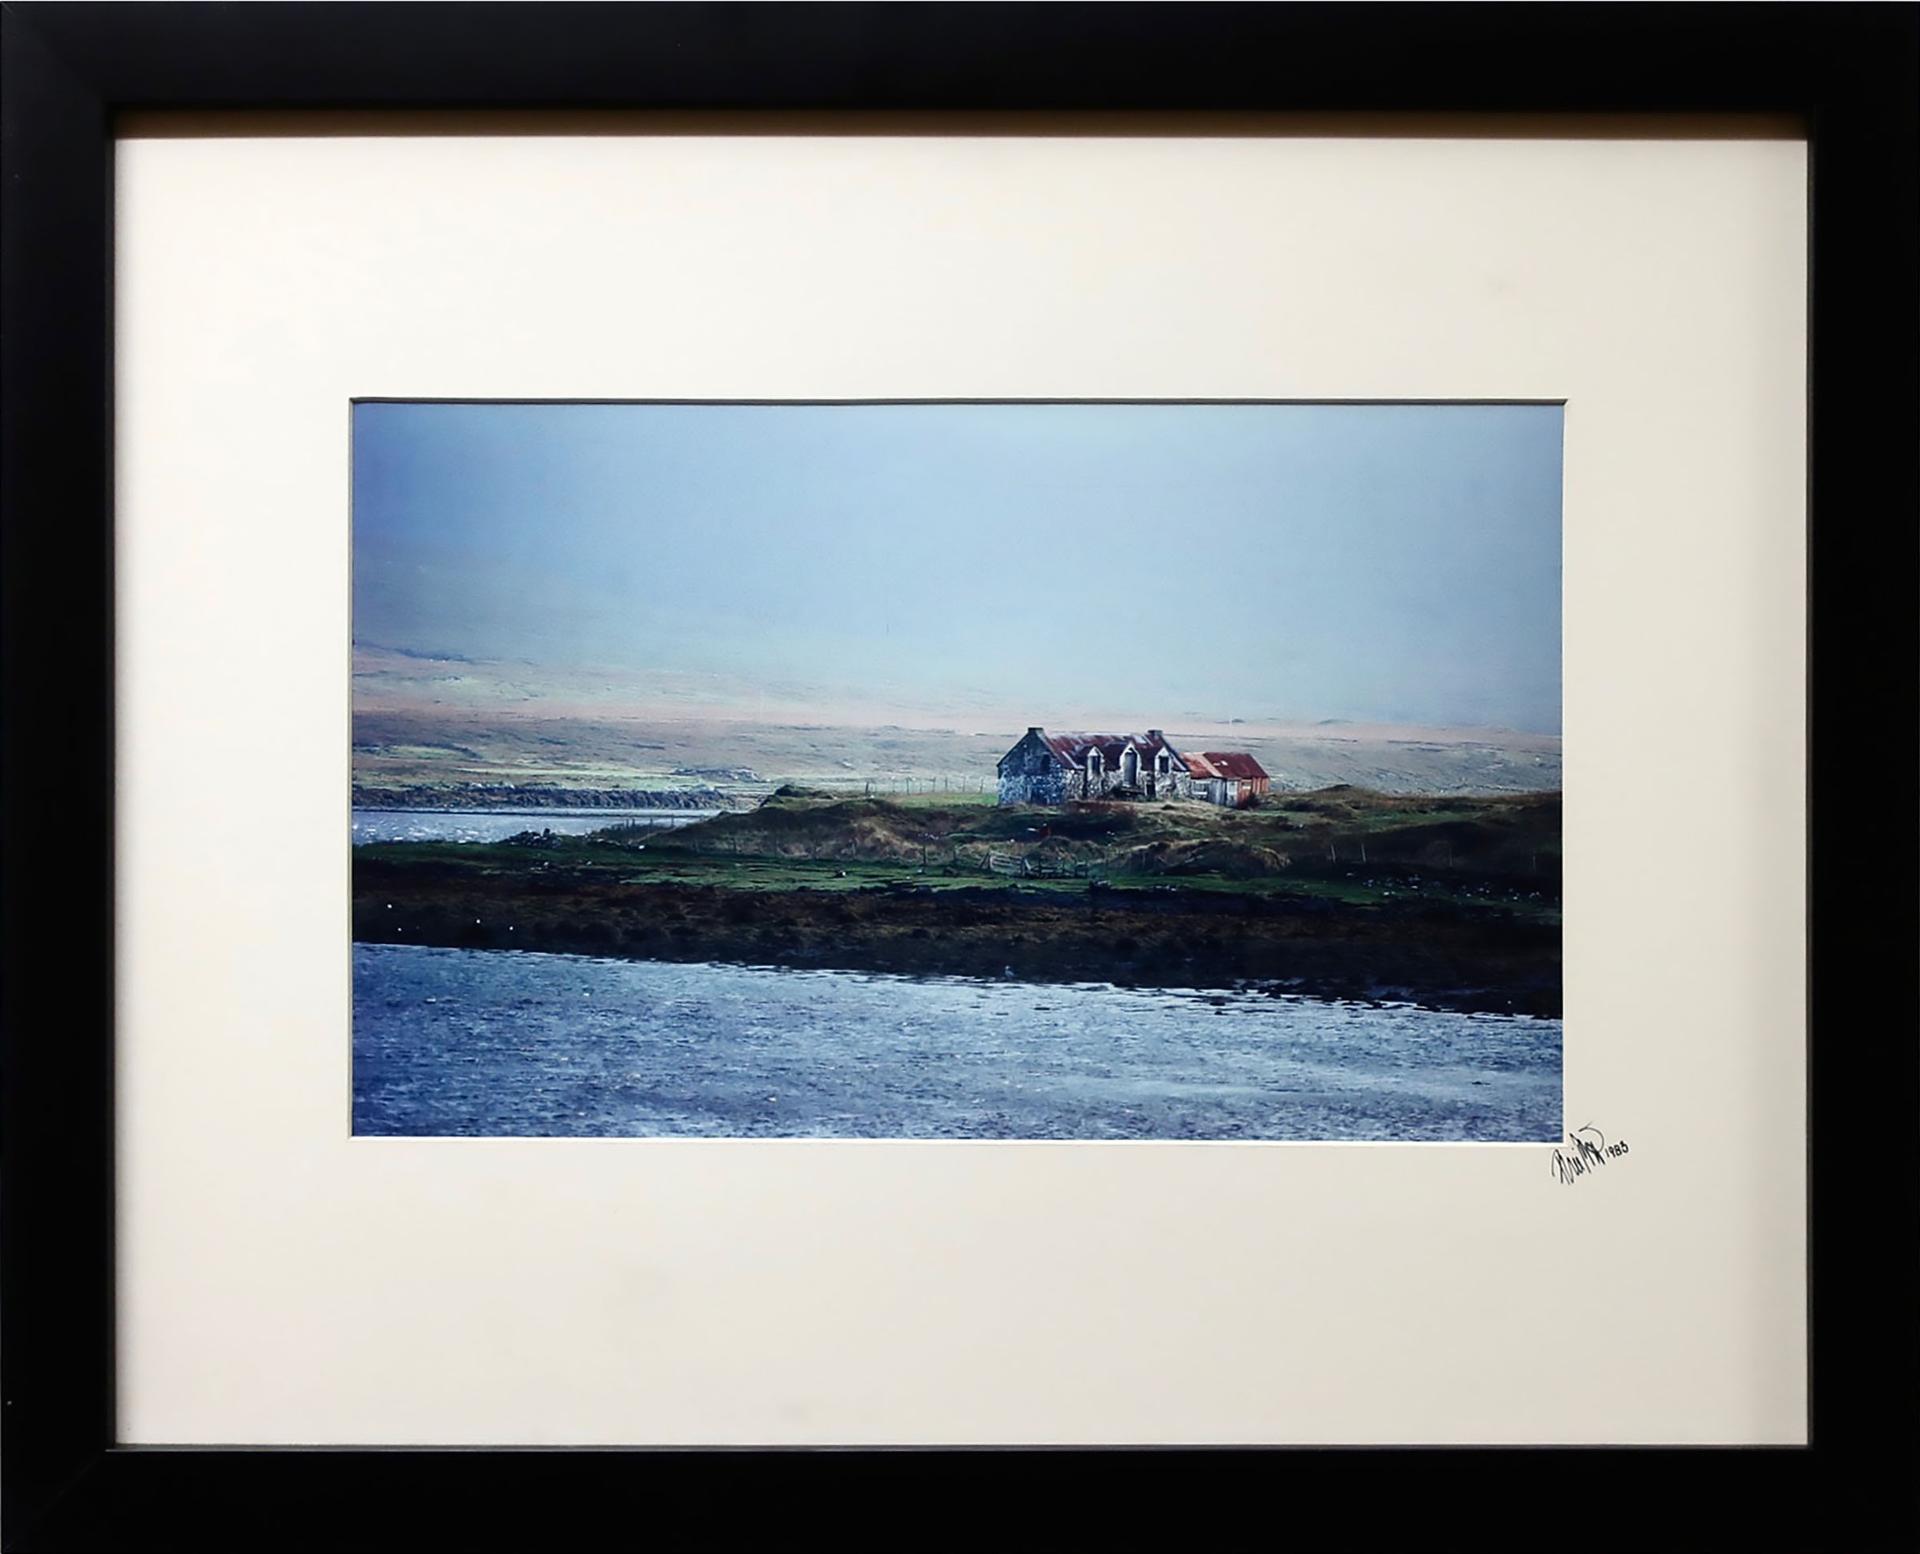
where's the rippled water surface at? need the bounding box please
[353,944,1561,1141]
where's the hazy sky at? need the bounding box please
[354,401,1562,732]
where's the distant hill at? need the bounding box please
[352,645,1560,800]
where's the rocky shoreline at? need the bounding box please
[351,782,756,811]
[352,862,1561,1018]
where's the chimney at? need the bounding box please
[1027,726,1043,735]
[1148,728,1164,741]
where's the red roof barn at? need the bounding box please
[1193,751,1270,807]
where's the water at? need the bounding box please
[353,944,1562,1141]
[352,808,715,845]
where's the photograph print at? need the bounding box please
[352,400,1563,1141]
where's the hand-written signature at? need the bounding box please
[1550,1124,1629,1186]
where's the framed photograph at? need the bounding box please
[348,396,1567,1143]
[4,5,1914,1548]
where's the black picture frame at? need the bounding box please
[3,4,1914,1549]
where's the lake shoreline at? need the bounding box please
[351,782,756,811]
[352,863,1560,1017]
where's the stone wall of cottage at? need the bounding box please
[997,730,1202,806]
[1069,754,1195,803]
[997,731,1073,806]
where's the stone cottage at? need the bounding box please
[997,726,1272,807]
[996,727,1195,805]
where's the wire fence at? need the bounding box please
[823,776,997,798]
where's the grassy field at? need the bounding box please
[360,785,1560,920]
[679,786,1557,901]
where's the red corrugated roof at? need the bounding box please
[1197,751,1269,781]
[1037,730,1189,772]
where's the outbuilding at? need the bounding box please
[1188,750,1271,808]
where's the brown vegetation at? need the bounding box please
[353,785,1562,1015]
